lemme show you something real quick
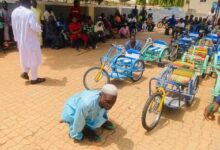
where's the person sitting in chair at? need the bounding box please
[95,17,105,43]
[173,18,185,39]
[60,84,118,142]
[68,16,88,51]
[165,15,176,35]
[124,33,142,51]
[44,16,59,48]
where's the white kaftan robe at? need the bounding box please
[11,6,42,68]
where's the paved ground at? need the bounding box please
[0,29,220,150]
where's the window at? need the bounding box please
[200,0,206,2]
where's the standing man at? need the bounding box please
[132,5,138,20]
[31,0,43,47]
[139,7,147,22]
[11,0,45,84]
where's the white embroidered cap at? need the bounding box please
[101,84,118,96]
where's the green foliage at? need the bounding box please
[136,0,146,6]
[149,0,184,7]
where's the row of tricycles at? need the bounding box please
[82,30,220,131]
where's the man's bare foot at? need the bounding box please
[208,114,215,120]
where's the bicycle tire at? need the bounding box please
[157,22,163,28]
[141,93,163,131]
[83,67,110,90]
[131,60,145,82]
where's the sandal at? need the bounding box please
[30,78,46,84]
[20,72,29,80]
[101,121,115,130]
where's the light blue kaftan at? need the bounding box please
[125,40,142,51]
[61,90,108,140]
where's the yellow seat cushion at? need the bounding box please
[188,46,208,59]
[173,61,194,70]
[172,68,195,78]
[169,74,191,84]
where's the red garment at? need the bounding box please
[68,22,88,43]
[70,6,81,20]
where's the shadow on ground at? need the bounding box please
[110,76,147,90]
[25,77,67,86]
[78,122,134,150]
[144,97,201,135]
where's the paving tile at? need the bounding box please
[0,29,219,149]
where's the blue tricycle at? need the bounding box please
[169,32,200,60]
[83,44,145,90]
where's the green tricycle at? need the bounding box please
[141,38,176,67]
[178,45,210,78]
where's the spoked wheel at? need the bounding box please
[141,93,163,131]
[83,67,110,90]
[193,76,199,93]
[131,60,145,81]
[168,45,178,61]
[157,22,163,28]
[158,49,170,67]
[186,76,199,106]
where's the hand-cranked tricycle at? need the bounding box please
[169,32,200,60]
[176,43,211,78]
[141,64,199,131]
[141,38,176,66]
[83,44,145,90]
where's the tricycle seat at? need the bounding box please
[153,40,167,49]
[205,33,218,43]
[189,33,199,39]
[169,74,191,85]
[188,46,208,60]
[173,61,194,70]
[125,49,141,59]
[169,68,195,85]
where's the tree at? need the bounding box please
[136,0,146,5]
[149,0,184,7]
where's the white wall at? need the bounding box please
[188,0,212,16]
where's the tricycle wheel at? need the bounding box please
[131,60,145,81]
[201,72,206,78]
[186,76,199,106]
[210,71,214,77]
[168,46,178,61]
[83,67,110,90]
[141,93,163,131]
[158,49,169,67]
[157,22,163,28]
[193,76,199,92]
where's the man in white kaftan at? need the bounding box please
[11,0,45,84]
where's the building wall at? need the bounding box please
[187,0,213,16]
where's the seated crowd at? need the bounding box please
[2,0,220,52]
[164,14,220,39]
[39,4,156,51]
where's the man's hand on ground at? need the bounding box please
[82,127,101,142]
[101,120,115,130]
